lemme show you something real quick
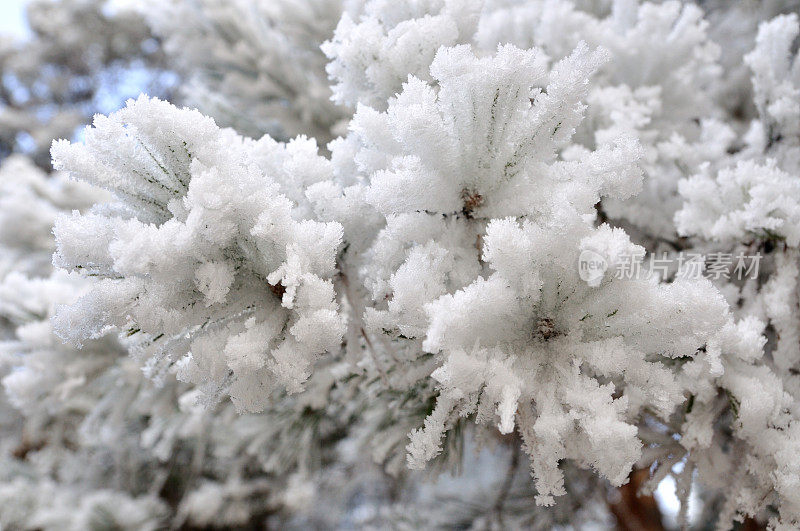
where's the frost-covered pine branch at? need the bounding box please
[50,96,346,412]
[3,0,800,528]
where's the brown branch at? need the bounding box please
[741,516,767,531]
[608,468,665,531]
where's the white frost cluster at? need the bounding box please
[0,155,104,277]
[51,96,345,412]
[745,13,800,158]
[677,160,800,246]
[414,217,726,505]
[323,0,481,109]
